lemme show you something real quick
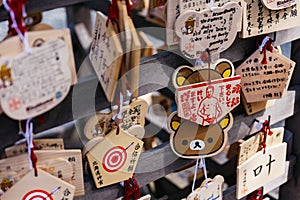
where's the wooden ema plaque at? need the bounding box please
[183,175,224,200]
[166,0,242,46]
[0,29,77,85]
[241,93,276,115]
[238,127,284,166]
[241,0,300,38]
[174,2,242,58]
[128,17,141,97]
[261,0,297,10]
[236,49,295,103]
[84,99,148,140]
[241,47,294,114]
[5,138,64,157]
[138,31,154,58]
[1,169,75,200]
[86,128,143,188]
[120,99,148,131]
[89,11,123,102]
[0,150,84,196]
[0,39,72,120]
[236,143,287,199]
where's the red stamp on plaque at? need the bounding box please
[8,97,21,111]
[177,76,241,126]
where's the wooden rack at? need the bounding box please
[0,0,300,199]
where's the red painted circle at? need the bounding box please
[102,146,127,172]
[22,189,53,200]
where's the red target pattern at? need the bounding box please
[102,146,127,172]
[22,189,53,200]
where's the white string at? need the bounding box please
[256,120,264,131]
[2,0,31,54]
[259,36,271,52]
[191,158,200,192]
[195,58,204,67]
[192,158,209,192]
[112,92,123,120]
[200,158,209,188]
[23,119,34,170]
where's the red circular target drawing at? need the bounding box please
[22,189,53,200]
[102,146,127,172]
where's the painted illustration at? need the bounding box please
[0,176,14,193]
[92,119,105,137]
[197,85,222,125]
[181,16,195,35]
[0,64,13,89]
[173,59,241,126]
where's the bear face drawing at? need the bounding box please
[182,16,195,35]
[168,112,232,158]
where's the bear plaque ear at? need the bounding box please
[214,59,235,78]
[172,66,194,88]
[219,112,233,133]
[168,112,182,132]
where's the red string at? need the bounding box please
[106,0,132,26]
[260,119,273,153]
[5,0,27,37]
[123,177,141,200]
[30,142,38,177]
[106,0,118,26]
[261,39,274,64]
[125,0,133,18]
[247,188,263,200]
[256,36,274,64]
[260,120,273,136]
[25,120,38,176]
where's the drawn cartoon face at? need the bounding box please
[0,177,14,192]
[206,86,214,98]
[84,113,113,140]
[182,16,195,35]
[93,119,105,137]
[168,112,232,158]
[0,64,13,88]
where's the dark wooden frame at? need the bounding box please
[0,0,300,199]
